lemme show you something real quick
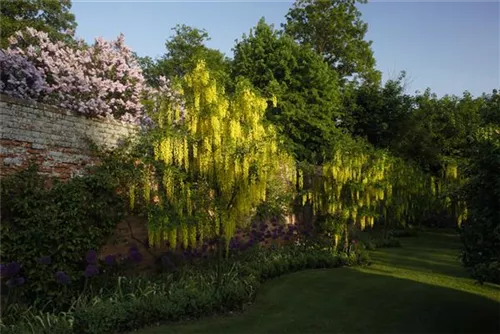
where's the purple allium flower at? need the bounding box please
[6,262,21,277]
[84,264,100,277]
[86,250,97,264]
[161,256,175,270]
[104,255,115,266]
[7,276,25,287]
[15,277,25,286]
[39,256,51,265]
[128,247,143,263]
[0,264,6,277]
[55,271,70,284]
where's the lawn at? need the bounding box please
[136,230,500,334]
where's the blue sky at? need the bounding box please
[71,0,499,97]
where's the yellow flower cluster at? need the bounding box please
[145,60,295,248]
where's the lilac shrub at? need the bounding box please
[5,28,147,123]
[0,50,46,99]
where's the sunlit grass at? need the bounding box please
[137,230,500,334]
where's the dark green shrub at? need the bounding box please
[70,246,356,334]
[389,228,418,238]
[460,127,500,284]
[0,165,124,307]
[374,238,402,248]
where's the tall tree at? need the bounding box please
[283,0,380,85]
[232,19,343,164]
[139,25,230,87]
[0,0,77,48]
[346,71,414,148]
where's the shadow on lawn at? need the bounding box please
[137,231,499,334]
[139,268,500,334]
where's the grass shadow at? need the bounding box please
[138,268,500,334]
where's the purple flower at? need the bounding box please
[104,255,115,266]
[0,264,6,277]
[39,256,51,265]
[161,256,175,270]
[5,262,21,277]
[7,276,25,287]
[128,247,143,263]
[86,250,97,264]
[84,264,100,277]
[15,277,25,286]
[55,271,70,284]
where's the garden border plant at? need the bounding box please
[0,243,368,334]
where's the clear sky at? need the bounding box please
[71,0,499,97]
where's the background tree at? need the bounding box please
[0,0,77,48]
[393,90,483,175]
[345,71,414,148]
[232,19,343,164]
[138,24,231,87]
[460,125,500,284]
[283,0,380,85]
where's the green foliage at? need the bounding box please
[0,0,77,48]
[232,19,342,164]
[2,245,362,334]
[138,25,231,87]
[460,126,500,284]
[253,172,296,223]
[283,0,380,84]
[394,89,483,175]
[345,72,414,148]
[0,165,124,306]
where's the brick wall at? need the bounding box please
[0,94,138,179]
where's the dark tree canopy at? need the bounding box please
[138,24,231,87]
[0,0,77,48]
[233,18,343,164]
[283,0,380,85]
[345,72,414,148]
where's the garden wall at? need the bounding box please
[0,94,138,179]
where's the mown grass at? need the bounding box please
[136,229,500,333]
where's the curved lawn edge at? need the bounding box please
[136,230,500,334]
[72,248,361,334]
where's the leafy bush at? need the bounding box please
[2,244,367,334]
[374,238,402,248]
[0,165,124,307]
[388,228,419,238]
[0,50,46,99]
[356,232,402,250]
[460,127,500,284]
[3,27,180,124]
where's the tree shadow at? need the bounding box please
[139,268,500,334]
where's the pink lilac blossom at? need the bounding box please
[0,50,47,100]
[2,28,185,126]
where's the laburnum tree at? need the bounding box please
[134,60,295,252]
[232,18,343,164]
[283,0,380,85]
[0,0,77,48]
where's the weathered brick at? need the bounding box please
[0,94,138,179]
